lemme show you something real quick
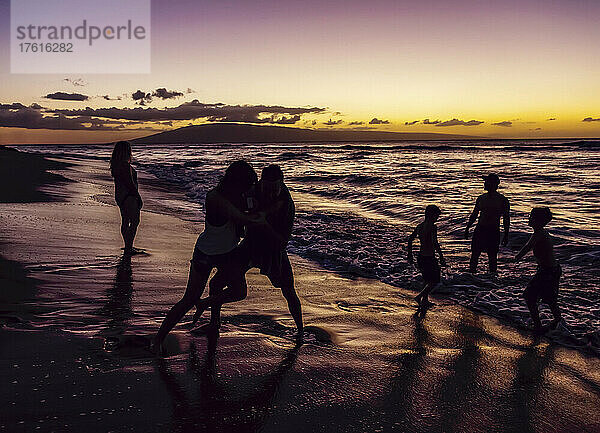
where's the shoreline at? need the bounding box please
[1,147,599,432]
[12,143,598,354]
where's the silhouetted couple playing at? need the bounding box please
[408,173,562,332]
[150,161,303,353]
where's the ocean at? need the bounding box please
[16,139,600,350]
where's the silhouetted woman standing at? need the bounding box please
[110,141,142,254]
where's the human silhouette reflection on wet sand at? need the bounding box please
[156,334,301,432]
[498,341,555,433]
[99,254,134,338]
[380,310,432,430]
[430,312,485,432]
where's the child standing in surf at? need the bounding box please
[408,205,447,308]
[514,207,562,332]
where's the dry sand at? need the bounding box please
[1,148,599,432]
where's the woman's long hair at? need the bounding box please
[110,141,132,176]
[217,160,257,201]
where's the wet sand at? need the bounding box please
[1,148,599,432]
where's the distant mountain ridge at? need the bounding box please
[131,123,480,144]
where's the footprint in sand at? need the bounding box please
[266,325,336,346]
[303,325,337,345]
[336,300,373,312]
[336,300,393,314]
[336,300,356,312]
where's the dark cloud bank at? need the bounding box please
[0,99,326,130]
[44,92,89,101]
[404,118,484,127]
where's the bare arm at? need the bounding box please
[208,190,263,225]
[433,226,447,266]
[515,232,537,262]
[465,198,480,238]
[502,198,510,245]
[407,226,418,263]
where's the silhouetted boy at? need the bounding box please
[465,173,510,273]
[514,207,562,332]
[408,205,447,307]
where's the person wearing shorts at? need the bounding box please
[416,254,441,287]
[408,205,447,308]
[465,173,510,273]
[524,265,561,307]
[203,164,303,337]
[514,207,562,332]
[152,161,261,354]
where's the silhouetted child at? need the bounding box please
[465,173,510,274]
[408,205,447,308]
[514,207,562,332]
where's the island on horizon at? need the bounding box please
[130,123,482,145]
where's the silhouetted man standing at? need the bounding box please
[465,173,510,274]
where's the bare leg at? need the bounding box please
[195,269,248,322]
[198,258,251,327]
[121,196,140,251]
[469,250,481,274]
[416,282,434,306]
[549,302,562,328]
[208,275,225,328]
[488,251,498,273]
[120,218,130,250]
[128,209,140,250]
[154,263,210,348]
[524,292,542,330]
[119,203,130,250]
[191,270,226,327]
[281,285,303,333]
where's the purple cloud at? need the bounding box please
[152,88,184,100]
[49,100,325,125]
[0,107,120,130]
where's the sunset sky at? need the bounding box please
[1,0,599,143]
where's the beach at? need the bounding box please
[1,147,600,432]
[20,140,600,351]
